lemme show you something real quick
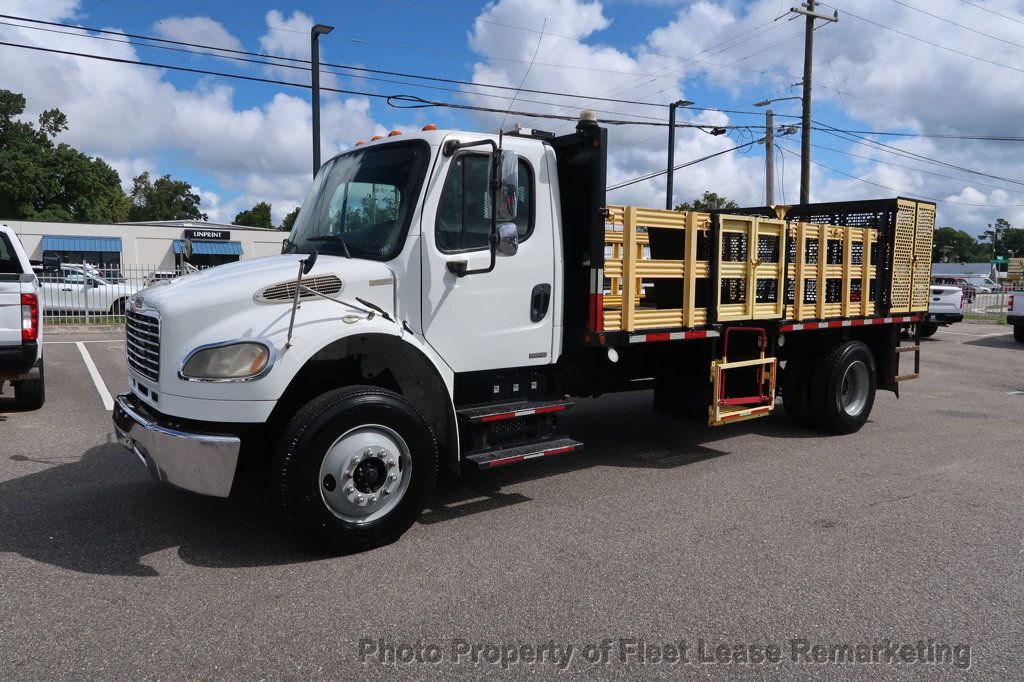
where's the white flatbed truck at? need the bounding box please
[113,113,934,551]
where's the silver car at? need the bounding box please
[38,265,140,314]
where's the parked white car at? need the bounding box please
[1,224,45,408]
[1008,290,1023,343]
[37,264,141,315]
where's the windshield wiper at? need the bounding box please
[307,234,352,258]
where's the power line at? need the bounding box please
[957,0,1024,27]
[0,39,763,133]
[888,0,1024,50]
[805,140,1024,194]
[0,13,801,119]
[822,2,1024,75]
[777,143,1024,207]
[607,141,761,192]
[814,123,1024,186]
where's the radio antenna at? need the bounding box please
[499,17,546,136]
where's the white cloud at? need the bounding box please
[153,16,245,60]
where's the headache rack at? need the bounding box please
[584,197,934,344]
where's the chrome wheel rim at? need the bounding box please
[318,424,412,525]
[840,360,870,416]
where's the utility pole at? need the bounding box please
[666,99,694,210]
[765,109,774,205]
[789,1,837,204]
[310,23,334,178]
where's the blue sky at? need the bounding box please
[1,0,1021,232]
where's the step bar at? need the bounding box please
[457,399,574,424]
[464,437,584,469]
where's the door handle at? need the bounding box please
[530,284,551,322]
[61,288,73,291]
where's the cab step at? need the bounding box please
[464,437,584,469]
[456,398,574,424]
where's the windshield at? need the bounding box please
[283,140,430,260]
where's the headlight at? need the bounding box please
[179,341,273,381]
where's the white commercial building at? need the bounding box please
[1,219,288,273]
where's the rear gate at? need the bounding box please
[929,286,962,315]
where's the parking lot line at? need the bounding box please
[76,341,115,411]
[936,329,1007,337]
[44,339,125,344]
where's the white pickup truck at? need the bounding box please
[1009,290,1023,342]
[0,224,45,408]
[917,284,964,337]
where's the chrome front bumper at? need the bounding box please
[113,393,241,497]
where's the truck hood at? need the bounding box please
[134,254,396,320]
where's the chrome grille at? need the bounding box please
[257,274,343,302]
[125,308,160,381]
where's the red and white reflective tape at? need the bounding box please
[479,404,569,423]
[486,443,582,468]
[629,329,720,344]
[779,314,920,332]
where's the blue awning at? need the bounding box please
[173,240,244,256]
[42,235,122,252]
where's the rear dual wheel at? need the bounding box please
[783,341,876,434]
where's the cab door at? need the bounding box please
[419,140,556,374]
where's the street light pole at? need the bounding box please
[311,23,335,178]
[666,99,694,210]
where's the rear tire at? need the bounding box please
[14,360,45,410]
[809,341,876,435]
[782,357,815,428]
[917,322,938,338]
[109,298,126,315]
[1014,325,1024,343]
[273,386,437,553]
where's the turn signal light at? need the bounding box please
[354,140,366,146]
[370,135,383,141]
[422,123,437,131]
[388,130,402,137]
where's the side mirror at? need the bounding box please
[496,222,518,257]
[494,149,518,222]
[42,252,60,271]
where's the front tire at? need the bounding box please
[809,341,877,435]
[14,360,45,410]
[1014,325,1024,343]
[273,386,437,553]
[109,298,126,315]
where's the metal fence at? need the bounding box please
[38,263,187,325]
[961,289,1011,319]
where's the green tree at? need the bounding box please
[674,191,738,212]
[233,201,273,229]
[127,171,207,222]
[1001,225,1024,258]
[278,206,299,232]
[0,89,130,222]
[933,226,982,263]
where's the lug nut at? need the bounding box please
[387,459,396,468]
[363,449,372,457]
[382,489,390,496]
[345,485,354,494]
[344,471,353,479]
[370,496,377,503]
[356,495,364,503]
[389,474,397,482]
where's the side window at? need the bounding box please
[60,269,85,285]
[436,155,533,253]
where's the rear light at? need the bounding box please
[960,293,964,309]
[21,293,39,341]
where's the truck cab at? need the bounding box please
[113,115,932,552]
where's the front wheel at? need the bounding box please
[273,386,437,553]
[809,341,877,435]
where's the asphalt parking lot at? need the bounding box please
[1,323,1022,678]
